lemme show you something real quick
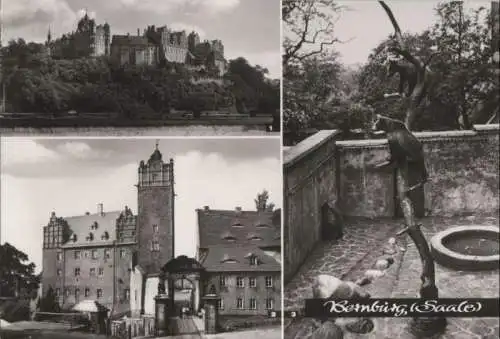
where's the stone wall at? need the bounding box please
[283,130,341,282]
[283,125,499,283]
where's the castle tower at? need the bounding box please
[188,31,200,53]
[136,141,175,274]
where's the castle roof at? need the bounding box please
[201,245,280,272]
[197,208,280,248]
[60,210,123,248]
[111,35,150,46]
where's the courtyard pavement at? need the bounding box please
[284,215,499,339]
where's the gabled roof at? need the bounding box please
[61,211,122,248]
[197,209,280,248]
[201,245,280,272]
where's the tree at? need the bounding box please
[38,286,61,313]
[429,1,496,128]
[283,0,346,67]
[0,243,40,298]
[255,190,275,211]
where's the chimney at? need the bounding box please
[137,28,140,36]
[85,211,90,216]
[203,206,210,211]
[97,203,104,216]
[235,206,242,212]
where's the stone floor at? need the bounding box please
[284,215,500,339]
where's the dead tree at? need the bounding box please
[379,1,437,130]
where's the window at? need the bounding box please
[266,298,274,310]
[85,288,90,297]
[74,268,80,277]
[120,249,126,258]
[250,256,258,266]
[151,241,160,251]
[97,289,103,298]
[152,224,158,233]
[65,288,70,297]
[104,249,110,259]
[249,298,257,310]
[134,290,138,302]
[98,267,104,276]
[56,269,62,277]
[57,251,63,261]
[218,298,224,310]
[219,275,226,287]
[55,288,61,297]
[124,289,130,301]
[249,277,256,288]
[236,298,244,309]
[92,250,98,259]
[236,277,244,288]
[74,251,81,259]
[265,276,273,288]
[90,268,96,276]
[75,289,80,302]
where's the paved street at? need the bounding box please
[284,215,499,338]
[169,316,202,339]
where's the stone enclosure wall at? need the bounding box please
[283,124,499,283]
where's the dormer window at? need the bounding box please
[231,219,244,228]
[71,234,78,242]
[220,254,238,264]
[86,232,94,241]
[91,221,98,230]
[221,232,237,242]
[247,233,263,241]
[245,252,259,265]
[101,231,109,240]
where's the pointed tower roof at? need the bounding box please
[148,140,162,162]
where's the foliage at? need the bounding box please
[285,1,498,144]
[0,243,39,298]
[283,0,346,67]
[357,2,497,130]
[254,190,275,211]
[1,41,278,117]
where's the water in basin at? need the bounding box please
[443,233,499,256]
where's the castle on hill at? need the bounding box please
[45,11,227,75]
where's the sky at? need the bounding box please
[287,1,492,66]
[1,0,281,78]
[0,137,282,273]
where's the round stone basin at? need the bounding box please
[430,226,499,271]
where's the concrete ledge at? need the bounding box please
[474,123,500,132]
[284,130,340,168]
[430,225,500,271]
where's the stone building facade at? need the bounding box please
[41,144,276,317]
[196,207,281,315]
[41,144,174,316]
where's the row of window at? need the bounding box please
[56,248,129,261]
[55,288,130,301]
[220,276,274,288]
[59,267,106,277]
[218,298,274,310]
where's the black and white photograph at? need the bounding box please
[283,1,499,338]
[0,137,282,338]
[0,0,280,136]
